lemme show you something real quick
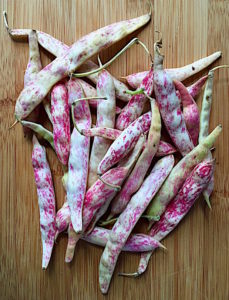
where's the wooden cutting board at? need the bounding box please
[1,0,229,299]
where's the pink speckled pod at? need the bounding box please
[82,127,176,157]
[116,68,154,130]
[65,136,145,262]
[4,13,133,104]
[146,125,222,223]
[97,111,151,175]
[174,80,200,146]
[14,12,151,120]
[31,135,56,269]
[137,160,214,276]
[66,79,91,233]
[153,41,194,156]
[124,52,221,89]
[23,30,42,136]
[109,98,161,218]
[82,227,161,252]
[51,84,70,165]
[187,75,208,98]
[99,155,174,294]
[88,69,116,187]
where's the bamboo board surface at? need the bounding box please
[0,0,229,299]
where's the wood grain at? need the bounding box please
[0,0,229,299]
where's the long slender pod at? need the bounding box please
[116,68,154,130]
[174,80,200,145]
[65,136,145,262]
[97,112,151,175]
[124,52,221,89]
[146,125,222,225]
[12,11,151,120]
[133,161,214,277]
[51,84,70,165]
[82,227,163,252]
[3,11,132,103]
[88,69,116,187]
[99,155,174,294]
[153,39,194,156]
[199,66,229,207]
[23,30,42,135]
[81,127,176,156]
[32,135,56,269]
[109,98,161,218]
[66,80,91,233]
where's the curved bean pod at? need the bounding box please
[88,69,116,187]
[99,155,174,294]
[136,160,214,276]
[109,98,161,218]
[14,12,151,120]
[23,30,42,135]
[81,127,176,156]
[32,135,56,269]
[66,80,91,233]
[82,227,162,252]
[124,51,221,89]
[97,111,151,175]
[51,84,70,165]
[146,125,222,224]
[65,136,145,262]
[153,40,194,156]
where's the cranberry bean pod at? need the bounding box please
[109,98,161,218]
[14,12,151,120]
[99,155,174,294]
[65,136,145,262]
[23,30,42,135]
[82,227,162,252]
[153,41,194,156]
[124,52,221,89]
[136,161,214,276]
[88,69,116,187]
[97,111,151,175]
[174,80,200,145]
[31,135,56,269]
[51,84,70,165]
[116,68,154,130]
[82,127,176,156]
[146,125,222,224]
[66,80,91,233]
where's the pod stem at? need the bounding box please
[72,38,152,78]
[98,175,121,191]
[3,11,11,34]
[9,119,19,130]
[118,271,139,278]
[210,65,229,72]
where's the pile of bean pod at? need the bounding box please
[4,4,226,294]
